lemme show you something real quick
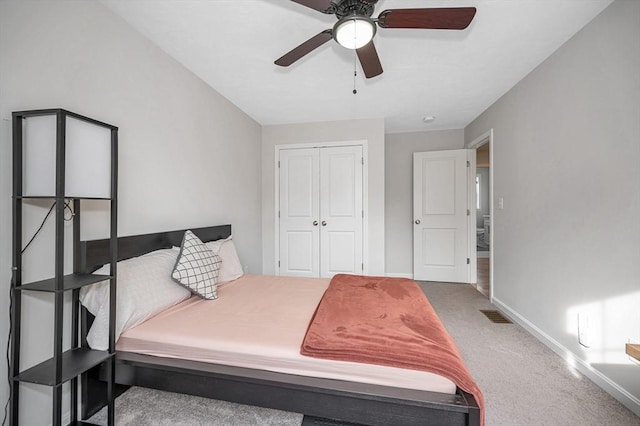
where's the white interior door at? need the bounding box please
[413,149,471,283]
[320,146,363,277]
[279,148,320,277]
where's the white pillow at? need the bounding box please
[79,247,191,350]
[205,235,244,284]
[172,230,221,300]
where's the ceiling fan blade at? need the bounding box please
[275,30,333,67]
[356,41,383,79]
[377,7,477,30]
[290,0,335,14]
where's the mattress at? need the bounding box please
[117,274,457,394]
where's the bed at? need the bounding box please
[79,225,482,426]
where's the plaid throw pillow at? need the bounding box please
[172,230,221,299]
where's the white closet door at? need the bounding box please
[413,149,471,283]
[278,148,320,277]
[320,146,363,278]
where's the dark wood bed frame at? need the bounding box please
[79,225,481,426]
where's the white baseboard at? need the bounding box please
[492,297,640,417]
[385,272,414,279]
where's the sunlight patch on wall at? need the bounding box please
[567,291,640,365]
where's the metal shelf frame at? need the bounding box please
[10,109,118,426]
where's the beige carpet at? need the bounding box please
[90,282,640,425]
[418,282,638,426]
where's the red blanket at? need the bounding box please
[301,274,484,425]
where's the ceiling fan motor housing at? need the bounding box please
[334,0,377,19]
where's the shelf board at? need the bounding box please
[16,273,111,292]
[626,344,640,361]
[15,348,113,386]
[16,195,113,201]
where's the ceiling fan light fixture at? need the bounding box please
[334,16,376,50]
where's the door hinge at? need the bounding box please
[278,211,280,218]
[361,210,364,218]
[467,161,470,167]
[361,157,364,165]
[362,263,364,271]
[467,258,470,265]
[278,260,280,267]
[278,161,280,168]
[467,209,470,216]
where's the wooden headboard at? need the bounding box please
[78,224,231,417]
[79,224,232,273]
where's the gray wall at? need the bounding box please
[0,1,262,423]
[465,0,640,414]
[384,130,464,276]
[261,119,385,276]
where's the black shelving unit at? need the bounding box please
[10,109,118,426]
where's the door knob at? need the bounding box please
[321,221,327,226]
[313,220,318,226]
[415,219,421,225]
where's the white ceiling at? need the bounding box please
[101,0,613,133]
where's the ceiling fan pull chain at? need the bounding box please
[353,50,358,95]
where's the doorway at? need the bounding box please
[468,130,493,299]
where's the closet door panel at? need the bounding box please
[279,148,320,277]
[320,146,363,278]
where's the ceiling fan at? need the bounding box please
[275,0,477,78]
